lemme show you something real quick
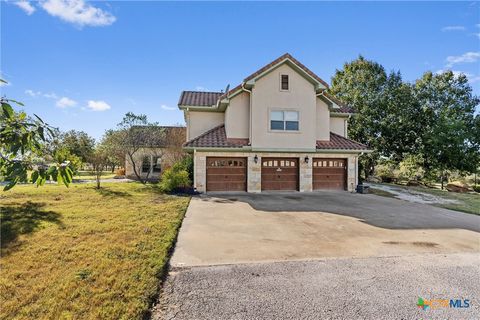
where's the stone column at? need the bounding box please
[299,155,312,192]
[247,154,261,193]
[194,152,207,192]
[347,156,356,192]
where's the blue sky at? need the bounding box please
[1,1,479,140]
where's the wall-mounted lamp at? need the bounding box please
[254,155,258,164]
[304,156,309,164]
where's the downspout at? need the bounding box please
[241,82,253,144]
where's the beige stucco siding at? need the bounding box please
[187,111,224,140]
[316,98,330,140]
[330,117,347,138]
[225,92,250,139]
[250,64,317,150]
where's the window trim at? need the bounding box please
[280,74,290,92]
[269,109,300,133]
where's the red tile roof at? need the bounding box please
[178,91,223,106]
[184,125,367,151]
[316,132,368,150]
[184,125,249,148]
[177,54,353,114]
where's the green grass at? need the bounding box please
[374,183,480,215]
[73,171,116,180]
[0,183,190,319]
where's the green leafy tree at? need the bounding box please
[98,129,125,172]
[414,71,480,188]
[0,91,73,190]
[88,146,109,189]
[58,130,95,163]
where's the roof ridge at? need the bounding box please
[181,90,223,94]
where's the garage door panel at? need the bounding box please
[313,158,346,191]
[206,157,246,192]
[261,158,299,191]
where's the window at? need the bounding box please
[141,156,150,173]
[281,74,289,90]
[152,157,161,173]
[270,110,299,131]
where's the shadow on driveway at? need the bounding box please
[203,191,480,232]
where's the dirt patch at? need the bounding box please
[370,184,459,205]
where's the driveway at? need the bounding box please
[170,192,480,267]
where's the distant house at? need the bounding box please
[178,53,370,192]
[125,126,186,180]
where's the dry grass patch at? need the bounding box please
[0,183,190,319]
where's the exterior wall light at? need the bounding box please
[254,155,258,164]
[304,156,309,164]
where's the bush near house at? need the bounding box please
[159,161,191,193]
[0,183,190,319]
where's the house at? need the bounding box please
[178,53,370,192]
[125,126,186,180]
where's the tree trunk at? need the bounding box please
[127,152,145,183]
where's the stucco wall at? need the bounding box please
[316,98,330,140]
[187,111,224,140]
[330,117,347,138]
[125,148,177,180]
[193,151,359,193]
[250,64,317,150]
[225,91,250,139]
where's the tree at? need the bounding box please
[414,71,480,188]
[88,147,109,189]
[58,130,95,163]
[98,129,125,173]
[116,112,165,183]
[0,90,73,190]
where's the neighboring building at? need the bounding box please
[178,53,371,192]
[125,126,186,180]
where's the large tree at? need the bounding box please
[58,130,95,163]
[414,71,480,187]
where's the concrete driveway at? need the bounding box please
[171,192,480,266]
[153,192,480,320]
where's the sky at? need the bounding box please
[1,1,479,140]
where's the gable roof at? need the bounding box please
[177,53,353,114]
[178,91,223,107]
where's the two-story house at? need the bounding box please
[178,53,370,193]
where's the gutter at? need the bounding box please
[241,82,253,144]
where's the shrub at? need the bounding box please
[374,159,396,183]
[159,163,191,193]
[115,168,126,176]
[473,186,480,193]
[177,155,193,183]
[395,154,424,182]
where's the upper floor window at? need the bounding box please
[280,74,289,91]
[270,110,299,131]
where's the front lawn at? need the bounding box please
[0,183,190,319]
[74,170,117,180]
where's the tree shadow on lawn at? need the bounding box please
[1,201,64,251]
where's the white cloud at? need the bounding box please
[56,96,77,108]
[43,92,58,99]
[25,89,41,96]
[14,1,36,15]
[40,0,116,27]
[445,51,480,67]
[441,25,466,32]
[87,100,111,111]
[161,104,176,111]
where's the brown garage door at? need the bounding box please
[261,158,299,191]
[206,157,247,191]
[313,158,347,190]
